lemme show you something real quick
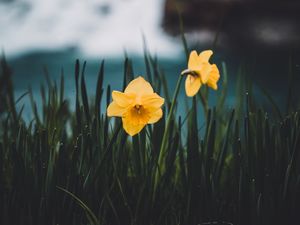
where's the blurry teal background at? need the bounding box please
[1,0,300,120]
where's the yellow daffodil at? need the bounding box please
[181,50,220,97]
[107,76,165,136]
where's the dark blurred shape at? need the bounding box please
[0,55,12,115]
[0,0,31,17]
[97,3,111,16]
[0,0,15,3]
[163,0,300,50]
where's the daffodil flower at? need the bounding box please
[181,50,220,97]
[107,76,165,136]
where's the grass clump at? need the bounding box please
[0,50,299,225]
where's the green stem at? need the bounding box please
[153,75,183,195]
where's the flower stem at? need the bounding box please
[153,75,183,197]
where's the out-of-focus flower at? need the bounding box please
[181,50,220,97]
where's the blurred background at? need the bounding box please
[1,0,300,119]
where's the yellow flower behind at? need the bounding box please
[182,50,220,97]
[107,76,165,136]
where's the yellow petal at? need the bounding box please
[142,93,165,109]
[122,117,146,136]
[148,108,163,124]
[199,50,213,63]
[107,101,127,117]
[207,64,220,90]
[124,76,153,95]
[185,74,202,97]
[198,62,212,84]
[112,91,135,107]
[188,50,201,70]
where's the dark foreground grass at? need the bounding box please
[0,51,300,225]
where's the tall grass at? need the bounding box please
[0,49,299,225]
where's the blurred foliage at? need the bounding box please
[0,55,11,114]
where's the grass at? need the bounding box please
[0,46,300,225]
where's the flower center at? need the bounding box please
[127,104,151,125]
[134,104,142,114]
